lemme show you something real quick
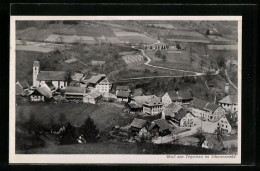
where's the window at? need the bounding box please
[226,125,228,128]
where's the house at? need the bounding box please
[221,134,238,149]
[162,90,192,106]
[218,113,237,134]
[143,95,163,115]
[149,119,172,137]
[33,61,68,89]
[218,95,238,113]
[201,134,224,151]
[87,74,112,93]
[172,108,195,127]
[191,98,226,122]
[44,82,56,92]
[102,92,117,101]
[16,81,29,95]
[116,86,130,95]
[128,95,154,112]
[30,86,52,102]
[116,91,130,102]
[132,88,144,97]
[130,118,147,132]
[83,91,102,104]
[162,103,182,119]
[64,87,86,100]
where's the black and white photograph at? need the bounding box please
[9,16,241,164]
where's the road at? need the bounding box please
[225,69,238,90]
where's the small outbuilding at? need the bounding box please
[130,118,148,132]
[116,91,130,102]
[64,87,86,100]
[83,91,102,104]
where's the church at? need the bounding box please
[33,61,68,89]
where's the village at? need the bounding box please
[15,20,238,154]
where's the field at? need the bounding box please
[16,102,130,131]
[167,38,211,44]
[16,45,56,53]
[114,31,157,44]
[146,23,175,29]
[122,54,144,64]
[145,50,208,73]
[45,34,97,44]
[207,45,237,50]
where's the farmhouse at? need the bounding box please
[30,86,52,102]
[162,103,182,119]
[218,95,238,113]
[16,81,29,95]
[143,95,163,115]
[130,118,148,132]
[33,61,68,89]
[162,90,193,106]
[64,87,86,100]
[83,91,102,104]
[116,91,130,102]
[149,119,172,137]
[87,74,112,93]
[128,95,153,112]
[201,134,224,151]
[191,98,225,122]
[116,86,130,95]
[217,113,237,134]
[172,108,195,127]
[91,60,106,66]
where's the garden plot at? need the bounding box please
[45,34,97,44]
[122,54,144,64]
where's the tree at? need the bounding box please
[155,50,161,58]
[65,71,72,86]
[81,117,99,142]
[58,113,67,125]
[216,56,226,69]
[200,60,205,69]
[176,43,181,50]
[162,54,167,62]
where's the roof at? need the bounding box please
[128,103,141,109]
[99,78,110,84]
[37,71,67,81]
[204,103,220,112]
[116,86,130,91]
[132,95,153,106]
[167,91,192,101]
[65,87,85,94]
[203,134,224,151]
[174,108,191,121]
[132,88,143,97]
[164,103,183,117]
[36,86,52,98]
[130,118,147,129]
[219,95,238,105]
[144,95,162,106]
[45,82,56,91]
[225,113,238,128]
[221,134,237,141]
[117,91,130,98]
[71,72,84,81]
[87,74,106,84]
[85,91,102,98]
[152,119,172,131]
[33,61,40,67]
[16,83,24,95]
[192,98,209,109]
[19,81,29,89]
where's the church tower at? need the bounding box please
[33,61,40,87]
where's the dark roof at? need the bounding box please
[192,98,209,109]
[167,91,192,101]
[31,87,52,98]
[45,82,56,90]
[130,118,147,129]
[65,87,85,94]
[225,113,237,128]
[37,71,67,81]
[116,86,130,91]
[117,91,130,98]
[87,74,106,84]
[204,103,220,112]
[152,119,171,131]
[19,81,29,89]
[128,103,141,109]
[85,91,102,98]
[144,95,162,106]
[219,95,238,105]
[164,103,182,117]
[174,108,191,121]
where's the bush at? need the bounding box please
[81,117,99,143]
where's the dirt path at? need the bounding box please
[225,69,238,90]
